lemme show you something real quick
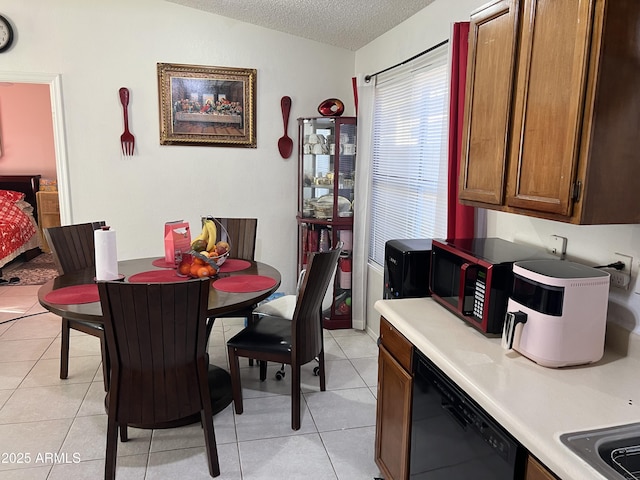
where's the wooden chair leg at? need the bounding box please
[199,361,220,477]
[200,410,220,477]
[227,346,244,414]
[259,361,267,381]
[119,424,128,442]
[317,350,326,392]
[291,363,301,430]
[248,315,258,367]
[205,317,215,342]
[60,317,70,379]
[105,414,118,480]
[99,332,110,391]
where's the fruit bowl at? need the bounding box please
[191,249,229,268]
[177,217,232,278]
[177,253,220,279]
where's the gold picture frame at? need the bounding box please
[157,63,257,148]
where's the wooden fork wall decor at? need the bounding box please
[118,87,135,156]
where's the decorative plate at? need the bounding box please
[317,98,345,117]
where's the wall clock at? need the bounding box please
[0,15,14,53]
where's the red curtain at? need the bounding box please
[447,22,475,240]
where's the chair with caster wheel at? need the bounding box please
[250,242,341,380]
[226,246,341,430]
[252,268,306,379]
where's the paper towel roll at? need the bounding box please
[94,227,119,280]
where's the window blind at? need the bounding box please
[369,45,449,267]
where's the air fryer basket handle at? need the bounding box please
[502,311,528,350]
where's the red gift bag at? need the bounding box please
[164,220,191,265]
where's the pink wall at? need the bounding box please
[0,83,57,180]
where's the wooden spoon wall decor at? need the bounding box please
[278,96,293,159]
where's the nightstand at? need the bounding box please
[36,191,61,253]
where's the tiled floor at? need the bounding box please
[0,285,382,479]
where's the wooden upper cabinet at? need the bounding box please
[460,0,640,224]
[459,0,520,205]
[506,0,592,216]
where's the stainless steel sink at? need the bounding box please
[560,423,640,479]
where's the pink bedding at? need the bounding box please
[0,190,40,267]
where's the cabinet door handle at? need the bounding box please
[571,181,582,202]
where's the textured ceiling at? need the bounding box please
[166,0,436,51]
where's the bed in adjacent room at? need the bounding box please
[0,175,42,276]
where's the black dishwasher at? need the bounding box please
[411,350,526,479]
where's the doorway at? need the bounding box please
[0,72,70,223]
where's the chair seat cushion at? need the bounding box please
[227,316,291,354]
[252,295,296,320]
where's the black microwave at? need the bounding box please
[429,238,557,334]
[383,239,432,299]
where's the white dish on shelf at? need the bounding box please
[316,195,352,214]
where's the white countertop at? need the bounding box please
[374,297,640,480]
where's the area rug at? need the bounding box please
[1,253,59,286]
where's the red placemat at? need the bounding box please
[127,270,190,283]
[213,275,277,293]
[151,258,176,268]
[218,259,251,273]
[44,284,99,305]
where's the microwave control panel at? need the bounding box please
[473,270,487,320]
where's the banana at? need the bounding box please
[204,219,217,252]
[191,222,209,249]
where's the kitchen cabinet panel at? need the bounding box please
[506,0,592,215]
[525,455,559,480]
[460,0,640,224]
[459,0,520,206]
[375,317,413,480]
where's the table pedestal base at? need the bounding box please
[208,364,233,416]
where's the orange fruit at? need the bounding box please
[205,265,217,276]
[196,266,210,278]
[178,262,191,276]
[193,257,205,266]
[190,263,202,277]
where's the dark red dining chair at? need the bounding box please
[214,218,257,262]
[98,278,220,479]
[227,246,341,430]
[44,221,110,390]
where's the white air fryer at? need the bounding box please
[502,260,610,368]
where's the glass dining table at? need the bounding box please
[37,256,281,423]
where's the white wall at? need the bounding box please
[355,0,486,336]
[0,0,355,295]
[0,83,56,179]
[490,213,640,333]
[355,0,640,336]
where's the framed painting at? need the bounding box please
[157,63,257,148]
